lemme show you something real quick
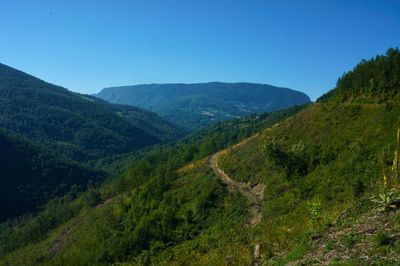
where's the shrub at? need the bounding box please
[374,231,392,246]
[342,233,356,248]
[373,129,400,211]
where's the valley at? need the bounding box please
[0,41,399,265]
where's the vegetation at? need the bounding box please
[0,63,184,162]
[95,82,310,130]
[318,48,400,103]
[1,48,400,265]
[372,128,400,211]
[217,102,400,261]
[0,63,185,223]
[0,129,103,221]
[0,105,301,265]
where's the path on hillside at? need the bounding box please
[49,197,115,257]
[210,133,265,227]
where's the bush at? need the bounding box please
[342,233,356,248]
[374,231,392,246]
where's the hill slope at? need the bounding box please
[95,82,311,130]
[0,107,301,264]
[0,129,103,221]
[0,63,184,161]
[2,50,400,265]
[214,102,400,264]
[4,101,400,265]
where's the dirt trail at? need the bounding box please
[210,133,265,227]
[48,197,115,257]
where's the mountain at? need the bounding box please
[0,129,103,221]
[95,82,311,130]
[0,63,185,161]
[2,49,400,265]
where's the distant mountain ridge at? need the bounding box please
[95,82,311,130]
[0,63,185,161]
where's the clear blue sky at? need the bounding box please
[0,0,399,100]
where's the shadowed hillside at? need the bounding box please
[0,63,185,161]
[0,129,103,221]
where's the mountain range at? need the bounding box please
[95,82,311,130]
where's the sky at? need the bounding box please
[0,0,399,100]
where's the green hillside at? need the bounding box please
[0,107,301,265]
[95,82,311,130]
[0,129,103,221]
[217,103,400,264]
[1,49,400,265]
[0,63,185,161]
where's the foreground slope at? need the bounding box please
[217,103,400,264]
[0,63,184,161]
[95,82,311,130]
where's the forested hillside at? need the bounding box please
[95,82,310,130]
[0,106,302,264]
[0,129,103,221]
[0,63,184,161]
[318,48,400,103]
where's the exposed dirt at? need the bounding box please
[289,208,400,265]
[48,216,83,258]
[210,133,265,227]
[48,197,115,258]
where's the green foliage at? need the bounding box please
[342,233,357,248]
[374,231,392,246]
[0,129,103,221]
[96,82,310,130]
[352,178,366,198]
[318,48,400,103]
[0,104,298,265]
[286,242,310,261]
[218,102,400,262]
[325,240,335,251]
[308,197,322,228]
[0,63,184,162]
[0,195,80,256]
[264,138,315,179]
[373,186,400,211]
[373,129,400,211]
[394,241,400,254]
[82,188,102,208]
[3,48,400,264]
